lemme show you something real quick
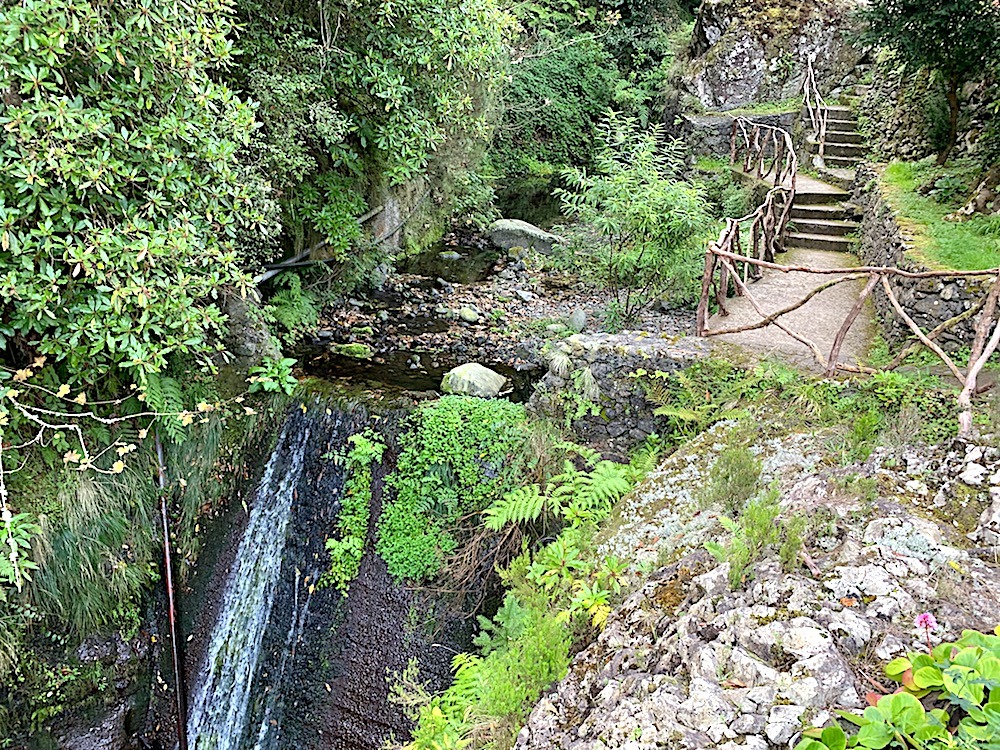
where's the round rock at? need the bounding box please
[440,363,507,398]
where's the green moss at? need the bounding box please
[332,342,374,359]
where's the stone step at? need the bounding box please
[824,105,854,117]
[789,203,848,221]
[793,188,850,205]
[825,130,864,145]
[824,154,863,168]
[788,217,859,237]
[826,120,858,133]
[806,138,865,158]
[786,232,857,252]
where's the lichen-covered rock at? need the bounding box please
[488,219,563,255]
[516,423,1000,750]
[440,363,507,397]
[683,0,862,110]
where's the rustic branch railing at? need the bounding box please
[803,56,828,165]
[697,243,1000,436]
[730,117,797,191]
[695,119,798,335]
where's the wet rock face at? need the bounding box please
[47,633,151,750]
[683,0,862,110]
[516,423,1000,750]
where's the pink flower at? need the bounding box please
[915,612,937,631]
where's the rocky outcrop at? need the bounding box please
[853,164,995,349]
[527,332,709,453]
[683,0,863,111]
[516,421,1000,750]
[488,219,563,255]
[441,363,508,398]
[680,112,796,157]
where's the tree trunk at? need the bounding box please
[937,77,960,166]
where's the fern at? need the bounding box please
[144,371,186,443]
[265,272,319,345]
[483,485,548,531]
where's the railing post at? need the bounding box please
[155,433,189,750]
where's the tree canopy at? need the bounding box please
[859,0,1000,163]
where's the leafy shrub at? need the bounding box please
[321,431,385,594]
[248,358,299,395]
[557,114,710,322]
[492,34,620,176]
[377,397,530,581]
[0,0,261,385]
[799,626,1000,750]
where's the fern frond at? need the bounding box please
[483,485,548,531]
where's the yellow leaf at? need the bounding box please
[5,389,19,400]
[138,429,148,439]
[300,403,307,413]
[243,406,256,415]
[197,401,211,412]
[63,450,81,464]
[73,392,87,405]
[56,384,70,398]
[111,460,125,474]
[115,48,125,64]
[178,478,188,488]
[134,67,140,84]
[179,413,194,426]
[12,369,31,382]
[137,393,146,402]
[947,560,966,576]
[32,356,46,368]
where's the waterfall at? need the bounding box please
[186,421,311,750]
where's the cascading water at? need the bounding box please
[186,421,311,750]
[173,405,472,750]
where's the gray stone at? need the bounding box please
[567,308,588,333]
[440,363,507,398]
[515,289,536,303]
[765,704,806,744]
[960,462,988,486]
[488,219,563,255]
[459,307,480,324]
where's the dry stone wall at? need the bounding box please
[853,165,993,350]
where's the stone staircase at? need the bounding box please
[785,174,858,254]
[784,95,867,255]
[804,105,865,170]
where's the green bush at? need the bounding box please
[0,0,264,385]
[492,34,620,176]
[377,397,530,581]
[557,114,710,321]
[699,446,762,517]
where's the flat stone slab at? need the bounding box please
[705,247,876,370]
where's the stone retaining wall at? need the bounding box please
[853,165,993,350]
[527,332,708,454]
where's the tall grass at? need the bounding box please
[29,470,158,635]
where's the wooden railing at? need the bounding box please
[730,116,797,190]
[696,119,797,335]
[803,55,829,165]
[697,243,1000,436]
